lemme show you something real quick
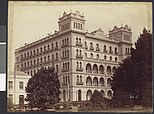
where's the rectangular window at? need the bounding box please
[19,82,23,89]
[9,81,13,89]
[19,95,24,105]
[9,94,13,102]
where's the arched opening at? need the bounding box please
[63,90,66,102]
[100,90,105,98]
[107,66,111,75]
[99,65,104,74]
[93,64,98,74]
[86,63,92,73]
[100,77,105,86]
[86,90,92,100]
[86,76,92,86]
[112,66,117,74]
[93,77,98,86]
[107,78,112,87]
[107,90,112,99]
[78,90,82,101]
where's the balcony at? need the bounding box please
[103,50,108,53]
[62,83,68,86]
[76,82,84,85]
[61,56,69,60]
[85,46,88,49]
[55,47,58,50]
[76,67,83,72]
[89,46,94,50]
[109,51,113,54]
[86,70,92,73]
[62,69,69,72]
[76,54,83,59]
[96,47,100,51]
[55,58,58,61]
[76,42,83,47]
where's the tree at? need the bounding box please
[90,90,106,109]
[111,28,152,107]
[25,67,61,110]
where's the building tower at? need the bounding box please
[109,25,133,61]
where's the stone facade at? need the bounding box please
[14,11,132,102]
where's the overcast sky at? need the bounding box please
[8,1,152,72]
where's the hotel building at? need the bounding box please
[14,11,132,102]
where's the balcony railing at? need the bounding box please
[76,54,83,59]
[96,47,100,51]
[62,69,69,72]
[89,46,94,50]
[76,42,83,47]
[76,82,84,85]
[76,67,83,71]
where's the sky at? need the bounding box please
[8,1,152,72]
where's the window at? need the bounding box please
[74,22,76,28]
[79,38,81,44]
[77,62,79,68]
[47,45,50,50]
[44,46,46,52]
[80,76,82,83]
[90,42,93,47]
[109,46,112,53]
[37,49,39,54]
[52,43,54,49]
[40,47,42,53]
[79,50,81,56]
[56,42,58,49]
[9,81,13,89]
[90,53,93,58]
[85,52,87,58]
[80,62,82,68]
[44,56,46,63]
[115,57,117,62]
[17,65,19,71]
[115,47,118,54]
[104,55,107,60]
[48,55,50,61]
[19,95,24,105]
[68,76,70,83]
[96,54,99,59]
[77,75,79,83]
[110,56,112,61]
[19,81,23,89]
[76,37,78,44]
[104,45,106,52]
[33,50,36,56]
[67,38,69,45]
[56,53,58,60]
[9,94,13,102]
[56,65,58,72]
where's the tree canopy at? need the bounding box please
[25,67,61,110]
[111,28,152,107]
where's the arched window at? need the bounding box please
[79,38,81,44]
[74,22,76,28]
[80,62,82,68]
[96,54,99,59]
[104,45,106,52]
[76,37,78,44]
[77,62,79,69]
[115,57,117,62]
[109,46,112,53]
[104,55,107,60]
[107,66,111,74]
[85,52,87,58]
[110,56,112,61]
[77,75,79,84]
[63,90,66,102]
[125,48,127,54]
[115,47,118,54]
[80,76,82,83]
[78,90,81,101]
[86,90,92,100]
[86,63,92,73]
[90,53,93,58]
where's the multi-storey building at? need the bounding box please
[14,11,132,102]
[8,71,31,106]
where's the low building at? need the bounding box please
[8,71,31,107]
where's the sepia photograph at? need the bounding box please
[7,1,152,112]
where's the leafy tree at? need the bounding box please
[25,67,61,110]
[90,90,106,109]
[112,90,133,108]
[111,28,152,107]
